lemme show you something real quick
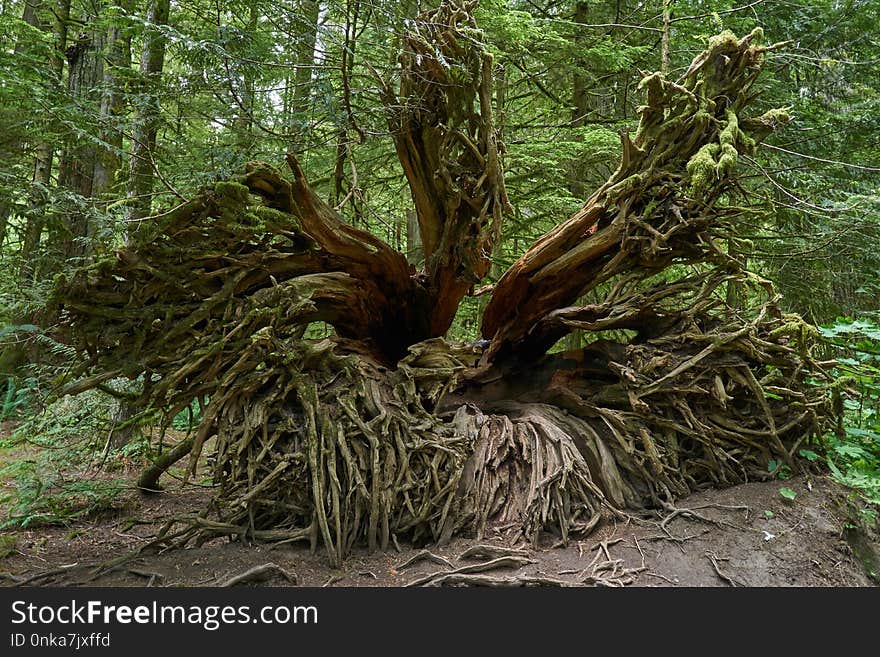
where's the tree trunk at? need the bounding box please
[18,0,70,281]
[481,32,787,364]
[0,0,43,248]
[94,0,133,195]
[233,3,258,153]
[661,0,672,75]
[405,209,423,266]
[126,0,170,231]
[380,4,510,337]
[56,8,107,262]
[568,1,590,200]
[287,0,319,150]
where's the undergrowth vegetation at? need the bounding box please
[1,387,153,528]
[816,316,880,519]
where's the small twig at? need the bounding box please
[705,552,743,587]
[690,503,751,514]
[581,537,621,555]
[643,528,712,545]
[579,537,645,587]
[127,568,165,582]
[585,537,624,565]
[644,571,677,585]
[659,506,718,532]
[633,536,646,570]
[322,574,346,587]
[660,502,754,534]
[12,563,82,587]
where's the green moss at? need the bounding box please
[690,109,712,134]
[637,71,662,93]
[707,30,739,51]
[831,375,858,391]
[642,199,660,218]
[716,109,740,177]
[638,72,667,110]
[721,106,761,163]
[606,172,644,201]
[768,313,819,359]
[687,108,755,195]
[769,316,819,341]
[739,131,756,154]
[254,206,297,231]
[214,181,250,208]
[753,107,792,130]
[212,181,251,224]
[686,142,720,195]
[0,534,16,558]
[719,109,738,147]
[732,237,754,252]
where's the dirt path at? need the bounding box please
[1,474,876,587]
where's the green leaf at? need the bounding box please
[826,458,844,480]
[799,449,820,462]
[834,441,870,459]
[779,487,797,501]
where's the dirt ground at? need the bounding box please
[1,469,877,588]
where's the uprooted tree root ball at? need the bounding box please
[54,2,834,566]
[200,310,826,567]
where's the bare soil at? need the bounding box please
[1,470,877,587]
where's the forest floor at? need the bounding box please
[1,453,877,587]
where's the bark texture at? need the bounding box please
[126,0,170,228]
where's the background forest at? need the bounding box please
[0,0,878,529]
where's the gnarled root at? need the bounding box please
[188,308,828,566]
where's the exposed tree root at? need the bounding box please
[405,555,536,587]
[414,573,575,587]
[705,551,744,587]
[459,544,531,560]
[51,2,834,567]
[219,563,297,587]
[396,550,456,571]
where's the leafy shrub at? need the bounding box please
[0,377,28,421]
[171,398,205,431]
[817,315,880,507]
[0,388,147,528]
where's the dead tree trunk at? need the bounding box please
[56,3,830,566]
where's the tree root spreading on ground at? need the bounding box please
[218,563,297,587]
